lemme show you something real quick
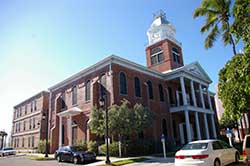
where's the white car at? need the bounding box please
[175,139,240,166]
[0,147,16,157]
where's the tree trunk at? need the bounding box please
[231,34,237,55]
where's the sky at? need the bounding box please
[0,0,243,138]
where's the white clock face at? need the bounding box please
[152,33,160,39]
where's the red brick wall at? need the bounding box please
[146,38,184,73]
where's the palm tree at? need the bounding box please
[193,0,237,55]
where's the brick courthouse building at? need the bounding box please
[12,13,218,153]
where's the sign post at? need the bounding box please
[226,128,232,147]
[161,134,166,158]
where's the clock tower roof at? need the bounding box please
[147,10,180,47]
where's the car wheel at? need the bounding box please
[235,152,240,163]
[214,158,221,166]
[73,157,78,165]
[56,155,61,162]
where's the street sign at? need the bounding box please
[161,134,165,142]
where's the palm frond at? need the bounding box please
[201,15,219,33]
[205,25,219,49]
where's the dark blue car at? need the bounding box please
[54,146,96,164]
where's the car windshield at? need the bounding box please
[182,143,208,150]
[70,146,84,152]
[3,148,12,150]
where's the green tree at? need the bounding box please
[218,54,250,118]
[231,0,250,55]
[193,0,237,55]
[89,106,105,136]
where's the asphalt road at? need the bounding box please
[0,155,249,166]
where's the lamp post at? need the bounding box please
[99,95,110,164]
[42,109,49,157]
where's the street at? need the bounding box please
[0,155,249,166]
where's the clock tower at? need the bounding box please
[146,11,184,73]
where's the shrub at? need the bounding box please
[99,142,119,156]
[38,140,49,154]
[74,140,87,151]
[87,141,98,153]
[125,140,155,156]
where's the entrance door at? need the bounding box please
[72,126,77,145]
[179,123,193,144]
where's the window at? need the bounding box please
[100,74,106,97]
[28,137,30,147]
[168,87,174,105]
[29,118,32,130]
[33,118,36,129]
[31,136,35,147]
[162,119,168,137]
[182,143,208,150]
[25,105,27,114]
[61,92,66,109]
[34,100,37,111]
[16,110,18,119]
[134,77,141,97]
[15,123,18,133]
[172,47,180,64]
[62,125,65,145]
[19,107,22,117]
[22,137,24,147]
[150,47,164,65]
[212,141,223,150]
[147,81,154,99]
[159,84,164,101]
[85,80,91,101]
[23,121,26,131]
[72,86,77,105]
[119,72,127,95]
[18,122,21,132]
[31,102,33,112]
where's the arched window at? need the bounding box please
[172,47,180,64]
[147,81,154,99]
[162,119,168,137]
[72,86,77,105]
[150,47,164,65]
[85,80,91,101]
[168,87,174,105]
[159,84,164,101]
[134,77,141,97]
[61,92,66,109]
[100,74,106,97]
[119,72,127,95]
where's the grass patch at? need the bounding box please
[99,157,147,166]
[28,156,54,161]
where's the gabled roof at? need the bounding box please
[163,61,212,84]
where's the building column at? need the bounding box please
[207,87,212,110]
[185,110,192,142]
[211,114,217,139]
[59,116,62,147]
[68,115,72,146]
[190,80,197,107]
[203,113,210,139]
[180,77,187,105]
[195,112,201,140]
[199,84,205,109]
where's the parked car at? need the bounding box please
[54,146,96,164]
[242,134,250,162]
[175,139,240,166]
[0,147,16,157]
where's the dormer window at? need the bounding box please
[150,47,164,65]
[172,47,180,64]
